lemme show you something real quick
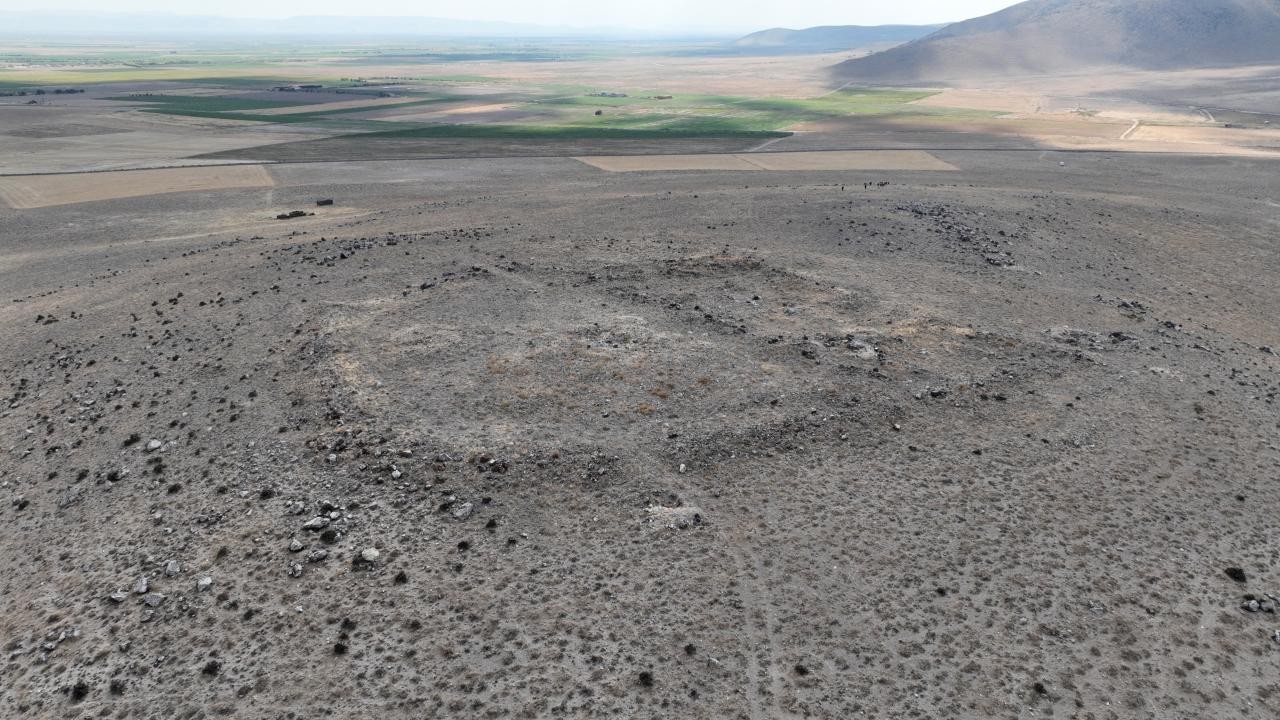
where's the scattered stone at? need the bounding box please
[287,563,304,578]
[146,439,162,452]
[647,504,704,530]
[845,336,879,360]
[353,547,381,570]
[164,560,181,576]
[108,590,127,603]
[303,516,331,531]
[133,577,149,594]
[289,539,304,552]
[1240,594,1277,613]
[307,549,329,563]
[1047,326,1100,348]
[196,576,213,592]
[56,482,91,509]
[451,502,474,521]
[142,593,165,607]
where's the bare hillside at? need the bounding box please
[834,0,1280,83]
[732,25,943,54]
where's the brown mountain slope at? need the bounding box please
[834,0,1280,83]
[731,25,944,54]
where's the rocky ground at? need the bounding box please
[1,150,1278,719]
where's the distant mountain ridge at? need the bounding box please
[834,0,1280,83]
[0,11,660,38]
[731,25,944,54]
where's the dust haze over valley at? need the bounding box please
[2,1,1279,718]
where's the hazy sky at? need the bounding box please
[7,1,1020,31]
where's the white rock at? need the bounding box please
[646,505,705,531]
[196,576,213,592]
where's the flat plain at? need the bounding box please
[1,35,1279,720]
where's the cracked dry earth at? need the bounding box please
[1,152,1278,719]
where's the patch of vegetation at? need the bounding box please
[104,95,313,112]
[339,123,789,141]
[111,95,455,124]
[371,74,504,83]
[526,88,980,134]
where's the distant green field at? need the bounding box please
[343,124,789,141]
[0,38,1000,147]
[0,68,333,86]
[106,94,455,125]
[524,88,975,134]
[372,75,504,83]
[90,84,982,140]
[104,94,314,112]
